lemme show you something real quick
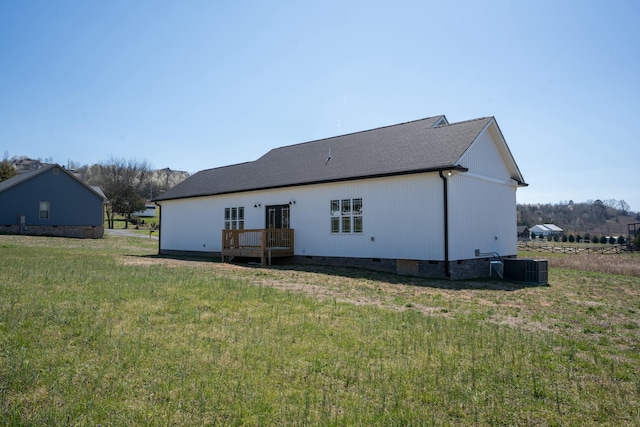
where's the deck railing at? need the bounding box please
[222,228,294,251]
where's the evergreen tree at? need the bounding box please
[0,159,16,182]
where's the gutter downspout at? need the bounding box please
[155,202,162,255]
[438,171,451,278]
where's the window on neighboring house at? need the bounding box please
[224,206,244,230]
[330,198,362,233]
[39,201,50,220]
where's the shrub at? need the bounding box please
[562,235,568,242]
[553,235,559,242]
[576,234,582,242]
[609,236,616,244]
[591,236,599,244]
[600,236,608,244]
[568,234,575,243]
[618,235,626,245]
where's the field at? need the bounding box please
[1,236,639,425]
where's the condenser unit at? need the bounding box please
[503,259,548,285]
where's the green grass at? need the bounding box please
[1,236,639,425]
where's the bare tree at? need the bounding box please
[90,157,154,229]
[618,200,630,215]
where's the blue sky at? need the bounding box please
[1,1,639,211]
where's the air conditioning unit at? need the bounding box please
[503,259,548,285]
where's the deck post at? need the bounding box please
[260,229,267,265]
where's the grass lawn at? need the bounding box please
[1,235,639,425]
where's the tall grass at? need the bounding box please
[520,249,640,276]
[1,237,639,425]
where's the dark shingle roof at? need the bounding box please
[0,164,107,201]
[0,167,46,192]
[154,116,493,201]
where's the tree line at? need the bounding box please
[518,200,639,237]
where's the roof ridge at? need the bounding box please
[268,115,446,151]
[440,116,493,127]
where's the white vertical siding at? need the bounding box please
[458,126,512,182]
[159,173,446,260]
[448,175,517,259]
[449,124,518,259]
[290,174,444,260]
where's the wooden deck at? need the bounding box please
[222,229,294,265]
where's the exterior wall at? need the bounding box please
[459,124,514,182]
[0,167,104,228]
[159,173,446,261]
[448,174,517,259]
[451,126,519,260]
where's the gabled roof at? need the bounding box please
[154,115,526,202]
[531,224,563,233]
[0,164,107,201]
[543,224,563,232]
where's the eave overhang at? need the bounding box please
[152,165,470,203]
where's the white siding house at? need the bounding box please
[154,115,527,279]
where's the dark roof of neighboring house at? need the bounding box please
[154,115,519,202]
[0,164,107,201]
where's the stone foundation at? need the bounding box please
[156,249,506,280]
[292,255,493,280]
[0,224,104,239]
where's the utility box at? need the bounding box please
[503,259,548,285]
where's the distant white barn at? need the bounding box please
[530,224,563,237]
[153,115,527,279]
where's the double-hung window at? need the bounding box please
[39,201,50,220]
[224,207,244,230]
[330,198,362,233]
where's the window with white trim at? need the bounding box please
[39,201,50,220]
[224,206,244,230]
[330,198,362,233]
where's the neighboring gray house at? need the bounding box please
[154,115,528,279]
[0,164,107,238]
